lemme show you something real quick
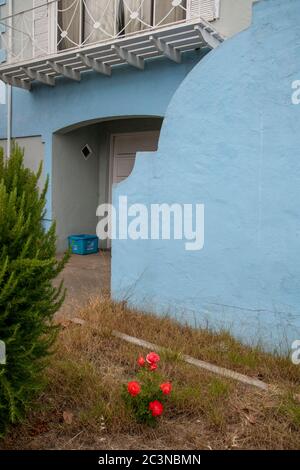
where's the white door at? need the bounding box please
[107,131,159,248]
[111,131,160,187]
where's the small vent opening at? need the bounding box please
[81,144,93,160]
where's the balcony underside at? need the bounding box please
[0,20,223,90]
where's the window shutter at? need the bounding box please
[33,0,50,56]
[0,0,6,63]
[187,0,219,22]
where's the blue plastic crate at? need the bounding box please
[68,234,99,255]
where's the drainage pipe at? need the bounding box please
[6,83,11,158]
[6,0,12,160]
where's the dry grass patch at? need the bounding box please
[90,297,300,388]
[1,296,300,450]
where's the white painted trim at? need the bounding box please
[48,0,57,54]
[0,19,224,89]
[215,0,221,19]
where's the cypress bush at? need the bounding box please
[0,144,69,436]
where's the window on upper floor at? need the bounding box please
[0,0,219,65]
[58,0,187,51]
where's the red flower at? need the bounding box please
[146,352,160,365]
[160,382,172,395]
[137,356,145,367]
[127,381,141,397]
[150,363,158,371]
[149,400,164,417]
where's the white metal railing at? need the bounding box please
[0,0,219,66]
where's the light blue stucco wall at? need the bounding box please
[0,51,206,224]
[112,0,300,353]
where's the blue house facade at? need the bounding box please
[1,0,299,352]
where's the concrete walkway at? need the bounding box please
[55,251,111,318]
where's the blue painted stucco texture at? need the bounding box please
[112,0,300,352]
[0,53,202,140]
[0,52,204,222]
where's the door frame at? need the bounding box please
[108,130,160,206]
[107,130,159,249]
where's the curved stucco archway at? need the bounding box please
[53,115,164,135]
[52,116,163,251]
[112,0,300,352]
[0,51,205,225]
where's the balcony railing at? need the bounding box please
[0,0,224,89]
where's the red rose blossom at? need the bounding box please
[150,363,158,371]
[146,352,160,365]
[160,382,172,395]
[127,381,141,397]
[137,356,145,367]
[149,400,164,417]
